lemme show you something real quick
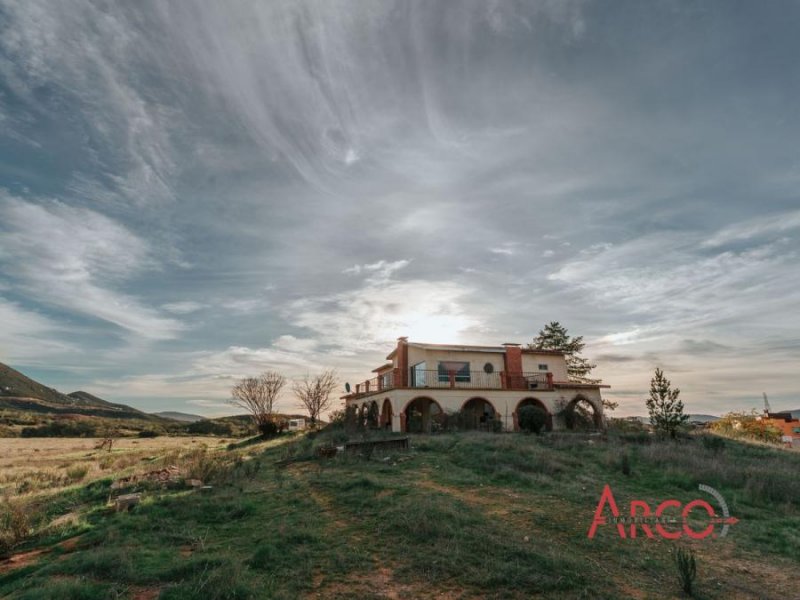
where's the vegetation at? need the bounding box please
[0,424,797,598]
[646,368,688,439]
[710,411,782,444]
[529,321,618,411]
[673,546,698,596]
[293,370,337,427]
[517,404,548,434]
[229,371,287,437]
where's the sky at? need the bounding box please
[1,1,799,417]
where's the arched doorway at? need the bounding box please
[358,404,368,430]
[403,397,443,433]
[514,398,553,432]
[380,398,393,430]
[367,400,379,429]
[564,396,602,430]
[461,397,498,431]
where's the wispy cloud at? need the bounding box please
[0,193,181,340]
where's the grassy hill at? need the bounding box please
[151,411,205,423]
[0,427,797,599]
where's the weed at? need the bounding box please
[673,546,697,596]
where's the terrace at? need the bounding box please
[351,369,555,397]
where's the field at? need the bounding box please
[0,429,798,599]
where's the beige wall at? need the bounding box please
[521,352,568,381]
[348,386,604,433]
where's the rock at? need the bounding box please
[114,493,141,512]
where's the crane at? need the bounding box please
[763,392,771,416]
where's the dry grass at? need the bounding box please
[0,437,229,501]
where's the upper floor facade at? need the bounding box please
[350,337,577,397]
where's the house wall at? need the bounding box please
[406,348,506,375]
[521,353,568,381]
[348,387,604,433]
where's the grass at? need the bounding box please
[0,428,798,598]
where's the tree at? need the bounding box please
[229,371,286,437]
[530,321,618,411]
[645,368,688,439]
[294,370,338,427]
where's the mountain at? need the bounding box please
[0,362,161,422]
[152,411,205,423]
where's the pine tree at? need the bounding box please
[530,321,618,412]
[529,321,599,383]
[645,368,688,439]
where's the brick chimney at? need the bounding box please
[395,337,409,387]
[502,343,523,390]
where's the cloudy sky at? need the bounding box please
[1,1,798,417]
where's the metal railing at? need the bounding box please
[410,370,502,389]
[351,369,554,397]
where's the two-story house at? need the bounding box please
[343,337,609,433]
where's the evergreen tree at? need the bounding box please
[645,368,688,439]
[530,321,618,412]
[529,321,599,383]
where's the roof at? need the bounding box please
[371,363,394,373]
[386,341,566,359]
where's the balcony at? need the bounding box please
[350,370,554,398]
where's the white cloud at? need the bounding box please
[702,210,800,248]
[0,297,77,363]
[161,301,206,315]
[0,194,181,340]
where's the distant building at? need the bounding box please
[343,337,610,433]
[762,412,800,448]
[288,418,306,432]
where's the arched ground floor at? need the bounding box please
[346,388,605,433]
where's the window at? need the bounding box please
[538,364,548,371]
[411,362,427,387]
[381,372,392,388]
[437,361,470,383]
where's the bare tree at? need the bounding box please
[229,371,286,435]
[293,370,338,427]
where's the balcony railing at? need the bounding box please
[351,370,554,397]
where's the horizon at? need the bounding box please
[2,2,799,418]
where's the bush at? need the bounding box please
[187,420,233,436]
[138,430,159,438]
[518,405,548,434]
[0,499,32,557]
[258,420,279,437]
[673,547,697,596]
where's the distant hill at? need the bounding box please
[152,411,205,423]
[0,362,171,436]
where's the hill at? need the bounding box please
[0,362,176,437]
[151,411,205,422]
[0,428,797,598]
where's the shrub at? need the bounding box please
[518,405,548,434]
[138,430,159,438]
[0,499,32,557]
[66,464,90,482]
[187,420,233,436]
[621,453,631,476]
[258,420,279,437]
[673,547,697,596]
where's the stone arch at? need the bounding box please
[514,397,553,432]
[564,395,603,430]
[460,397,499,431]
[401,396,444,433]
[380,398,393,430]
